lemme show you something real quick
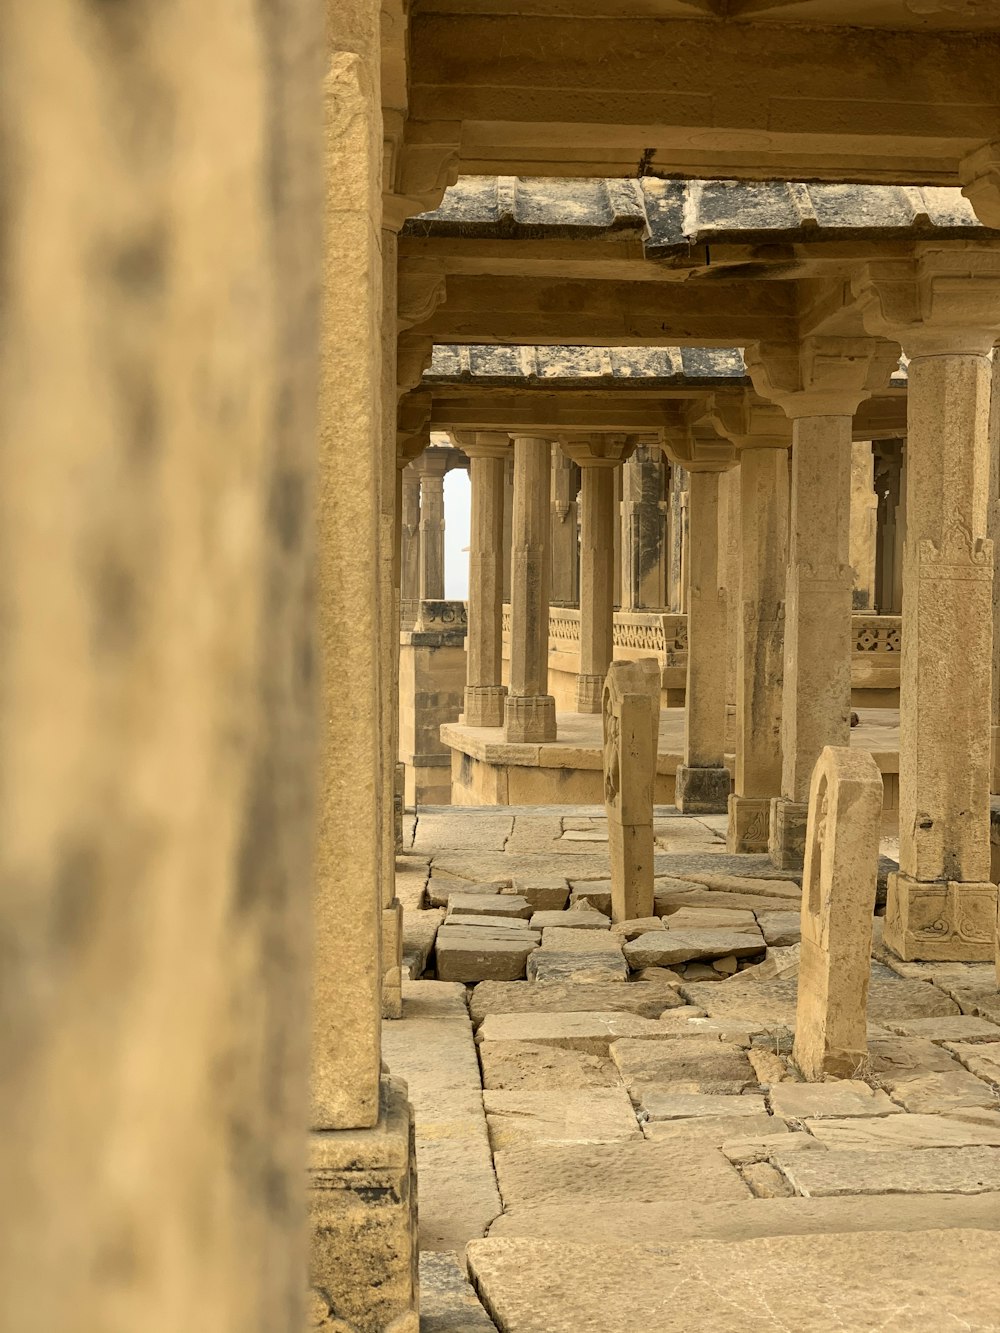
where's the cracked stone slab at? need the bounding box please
[609,1037,756,1092]
[682,977,958,1027]
[492,1140,749,1210]
[768,1081,903,1121]
[805,1114,1000,1151]
[889,1070,1000,1117]
[476,1010,692,1053]
[414,813,514,852]
[662,907,758,932]
[428,879,509,909]
[467,1231,1000,1332]
[774,1145,1000,1197]
[448,894,532,919]
[625,928,764,968]
[944,1040,1000,1084]
[885,1016,1000,1043]
[641,1112,786,1143]
[483,1088,642,1149]
[530,909,609,931]
[639,1091,768,1121]
[526,951,629,983]
[508,877,570,912]
[720,1132,824,1165]
[754,911,801,947]
[479,1041,621,1092]
[469,980,687,1026]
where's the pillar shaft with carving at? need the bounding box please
[400,463,421,629]
[622,444,668,610]
[416,447,448,601]
[505,435,557,742]
[550,445,580,605]
[854,251,1000,961]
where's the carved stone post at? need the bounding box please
[453,431,510,727]
[665,429,738,814]
[505,435,557,743]
[550,444,580,605]
[794,748,883,1081]
[559,435,636,713]
[745,338,899,869]
[854,251,1000,961]
[603,660,661,922]
[709,394,791,853]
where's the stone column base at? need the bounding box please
[675,764,731,814]
[884,874,998,962]
[575,672,605,714]
[768,797,809,871]
[504,693,557,743]
[727,794,771,854]
[309,1077,419,1333]
[464,683,507,728]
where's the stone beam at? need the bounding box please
[408,14,1000,183]
[410,273,798,346]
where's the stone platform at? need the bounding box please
[443,707,900,813]
[389,805,1000,1332]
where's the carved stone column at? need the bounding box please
[454,431,510,727]
[415,446,448,601]
[400,463,422,629]
[854,251,1000,961]
[851,441,879,611]
[745,338,899,868]
[550,444,580,605]
[502,452,514,604]
[622,444,669,610]
[559,435,636,713]
[709,394,791,853]
[505,435,557,742]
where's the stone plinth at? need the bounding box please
[793,748,883,1081]
[309,1078,418,1333]
[399,601,468,806]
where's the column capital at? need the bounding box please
[382,111,462,233]
[556,432,638,467]
[449,430,511,460]
[412,444,451,478]
[397,260,447,332]
[851,248,1000,357]
[396,334,434,398]
[706,391,792,452]
[745,337,900,419]
[396,390,431,467]
[960,140,1000,231]
[661,423,737,473]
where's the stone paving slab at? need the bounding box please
[625,927,764,967]
[768,1081,902,1120]
[526,951,629,983]
[681,976,958,1026]
[567,883,613,914]
[755,910,801,946]
[885,1016,1000,1043]
[640,1112,785,1143]
[946,1040,1000,1083]
[414,813,513,852]
[492,1140,750,1209]
[403,907,445,979]
[805,1114,1000,1150]
[656,885,796,915]
[888,1070,1000,1117]
[469,980,686,1025]
[540,926,624,953]
[662,906,759,931]
[868,1036,965,1079]
[447,914,536,931]
[427,879,509,908]
[775,1145,1000,1197]
[609,1036,756,1091]
[476,1010,692,1053]
[419,1251,498,1333]
[382,982,502,1251]
[486,1193,1000,1244]
[508,877,569,912]
[682,870,802,899]
[467,1232,1000,1332]
[530,909,608,931]
[608,916,663,940]
[639,1091,768,1120]
[720,1131,824,1165]
[478,1041,621,1092]
[448,894,532,919]
[436,930,540,983]
[483,1088,642,1149]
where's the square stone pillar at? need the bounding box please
[550,444,580,606]
[501,453,514,604]
[400,463,422,629]
[676,466,734,813]
[415,447,448,601]
[745,339,899,869]
[851,441,878,611]
[453,432,509,727]
[622,445,669,610]
[854,252,1000,961]
[399,600,468,803]
[0,4,322,1329]
[505,435,557,742]
[559,435,637,713]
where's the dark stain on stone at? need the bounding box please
[269,466,305,553]
[52,837,100,949]
[93,550,139,654]
[235,757,274,915]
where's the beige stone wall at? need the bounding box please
[0,3,322,1330]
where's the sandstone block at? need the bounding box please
[682,977,958,1028]
[663,907,759,932]
[945,1040,1000,1083]
[541,926,625,954]
[886,1016,1000,1043]
[568,882,613,915]
[609,917,664,940]
[774,1145,1000,1197]
[721,1132,824,1166]
[889,1071,999,1117]
[492,1140,749,1210]
[804,1114,1000,1151]
[427,877,508,908]
[479,1041,620,1092]
[483,1089,642,1148]
[448,893,532,919]
[527,951,629,983]
[469,980,687,1025]
[530,909,609,931]
[446,914,535,931]
[625,928,765,968]
[418,1252,496,1333]
[641,1113,786,1144]
[435,930,539,983]
[755,911,801,947]
[609,1037,756,1092]
[741,1162,795,1198]
[639,1091,768,1121]
[769,1081,902,1120]
[477,1010,691,1053]
[632,966,686,984]
[511,877,570,912]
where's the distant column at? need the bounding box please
[550,444,580,605]
[622,444,668,609]
[416,447,448,601]
[400,463,422,628]
[505,435,557,743]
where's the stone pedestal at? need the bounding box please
[454,432,509,727]
[505,435,557,743]
[854,254,1000,960]
[309,1078,419,1333]
[398,601,468,805]
[676,764,732,814]
[769,797,809,869]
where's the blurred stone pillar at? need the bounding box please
[622,444,669,610]
[416,446,448,601]
[505,436,557,742]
